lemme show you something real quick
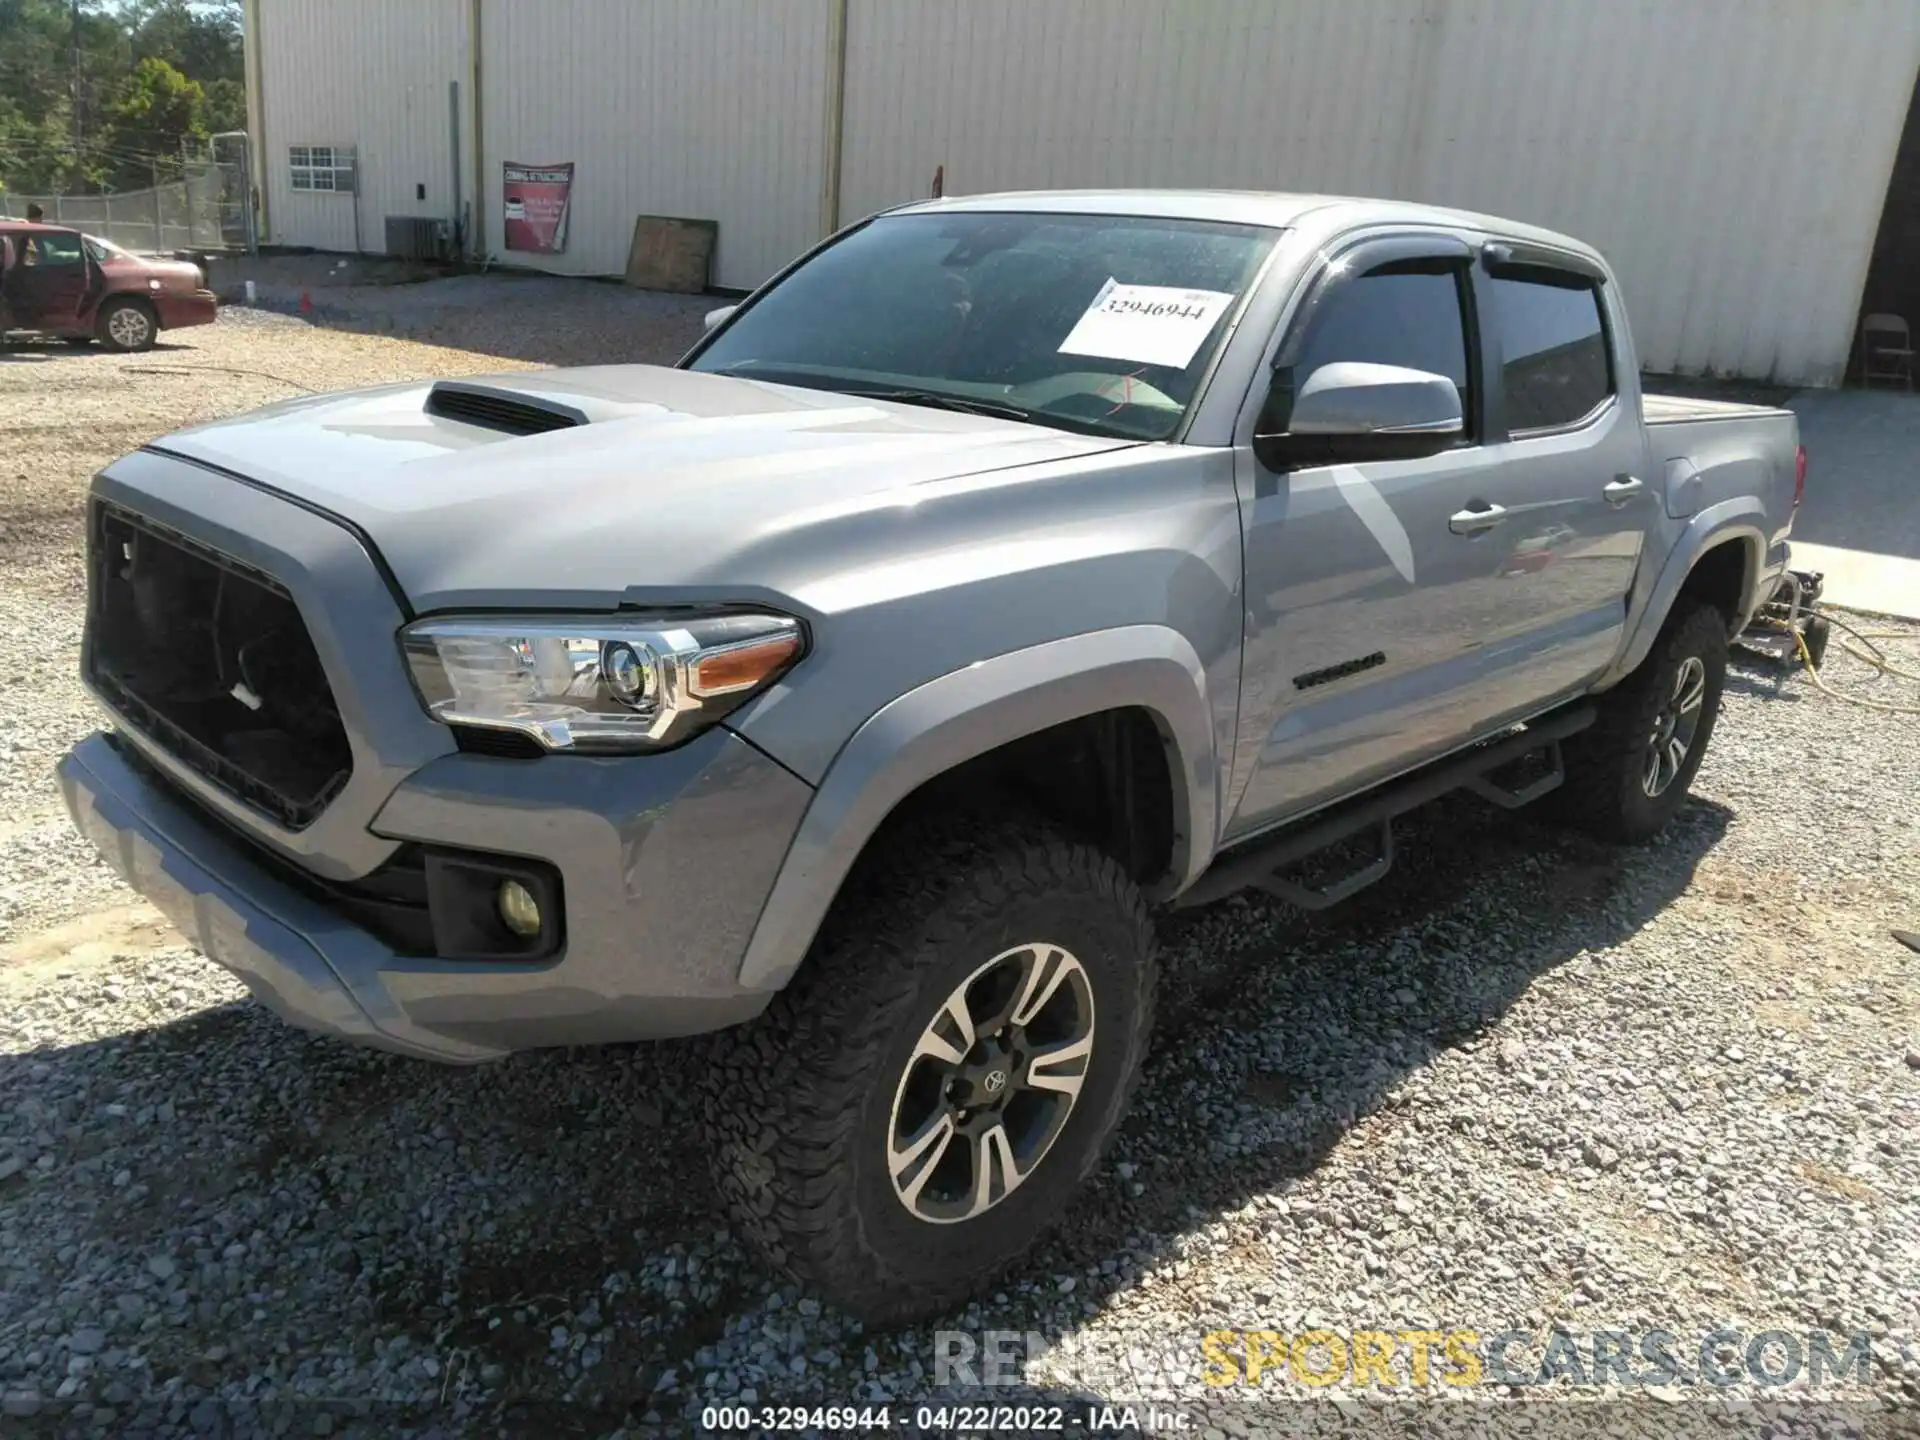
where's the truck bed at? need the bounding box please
[1642,391,1795,426]
[1637,392,1799,563]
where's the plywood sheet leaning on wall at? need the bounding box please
[625,216,717,293]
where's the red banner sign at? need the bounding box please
[502,162,573,254]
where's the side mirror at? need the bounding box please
[703,304,738,333]
[1255,361,1464,470]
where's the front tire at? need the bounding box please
[699,822,1157,1325]
[97,297,158,353]
[1553,599,1729,842]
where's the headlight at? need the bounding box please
[401,612,804,753]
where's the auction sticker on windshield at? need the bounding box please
[1058,278,1237,369]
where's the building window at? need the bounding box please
[289,145,355,194]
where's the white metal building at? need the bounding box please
[241,0,1920,387]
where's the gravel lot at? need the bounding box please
[1,292,1917,1438]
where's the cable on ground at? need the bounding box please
[122,364,313,392]
[1775,609,1920,714]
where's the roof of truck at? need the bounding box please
[887,188,1600,263]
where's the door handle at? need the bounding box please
[1449,501,1508,535]
[1603,475,1645,505]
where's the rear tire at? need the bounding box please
[1551,599,1728,843]
[96,297,157,353]
[698,821,1157,1325]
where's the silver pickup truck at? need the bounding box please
[59,190,1802,1323]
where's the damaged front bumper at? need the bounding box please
[61,713,810,1064]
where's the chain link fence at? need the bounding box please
[1,162,242,254]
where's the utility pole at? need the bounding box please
[69,0,83,191]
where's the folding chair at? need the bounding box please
[1861,312,1916,390]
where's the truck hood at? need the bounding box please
[149,365,1136,611]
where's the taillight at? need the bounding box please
[1793,445,1807,509]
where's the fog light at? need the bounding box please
[496,880,542,938]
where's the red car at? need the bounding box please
[0,222,217,352]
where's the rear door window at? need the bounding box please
[1487,269,1613,432]
[39,233,85,266]
[23,232,85,268]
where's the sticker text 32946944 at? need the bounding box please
[1057,278,1236,369]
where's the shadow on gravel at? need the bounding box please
[1045,793,1730,1272]
[0,340,194,360]
[968,792,1736,1428]
[0,791,1731,1434]
[1724,647,1820,706]
[1724,671,1811,704]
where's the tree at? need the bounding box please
[203,77,245,136]
[0,0,104,194]
[126,0,242,90]
[0,0,243,197]
[95,56,207,188]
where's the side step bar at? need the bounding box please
[1176,702,1595,912]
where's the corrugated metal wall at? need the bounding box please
[254,0,1920,385]
[477,0,830,290]
[257,0,471,254]
[839,0,1920,386]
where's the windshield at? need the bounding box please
[687,210,1281,440]
[83,235,127,262]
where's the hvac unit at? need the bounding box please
[384,216,448,261]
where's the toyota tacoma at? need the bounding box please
[59,191,1803,1323]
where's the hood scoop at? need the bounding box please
[424,380,589,436]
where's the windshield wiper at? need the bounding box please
[700,366,1138,439]
[850,386,1134,439]
[852,388,1040,423]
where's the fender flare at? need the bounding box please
[1599,498,1767,688]
[736,625,1218,992]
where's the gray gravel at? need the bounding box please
[208,255,716,369]
[2,292,1917,1436]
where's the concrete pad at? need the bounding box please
[1787,390,1920,562]
[1779,390,1920,616]
[1787,541,1920,620]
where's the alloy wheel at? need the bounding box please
[886,942,1096,1224]
[1642,654,1707,797]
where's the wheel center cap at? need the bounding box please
[953,1039,1017,1109]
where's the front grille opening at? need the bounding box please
[88,503,352,830]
